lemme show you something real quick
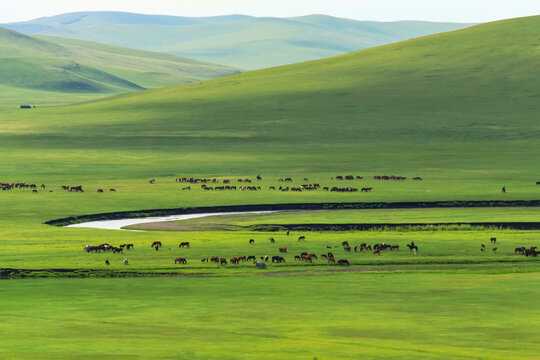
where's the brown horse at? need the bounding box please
[174,257,187,264]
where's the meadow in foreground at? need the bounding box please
[1,272,539,360]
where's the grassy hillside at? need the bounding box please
[0,26,239,108]
[3,11,473,69]
[0,16,538,196]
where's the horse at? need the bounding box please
[105,259,110,266]
[269,238,275,243]
[490,237,497,244]
[249,239,255,244]
[279,247,287,253]
[151,241,162,248]
[301,254,313,263]
[179,242,190,248]
[515,247,526,255]
[255,262,266,269]
[337,259,350,266]
[247,256,256,261]
[124,259,129,265]
[220,258,227,265]
[298,235,306,241]
[342,241,349,247]
[175,257,187,264]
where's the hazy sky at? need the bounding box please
[1,0,539,23]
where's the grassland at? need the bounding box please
[0,17,539,358]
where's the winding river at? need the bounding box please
[65,211,281,231]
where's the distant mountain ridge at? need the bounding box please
[0,26,240,105]
[3,11,475,69]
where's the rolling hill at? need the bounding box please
[0,16,538,182]
[3,11,474,69]
[0,26,240,107]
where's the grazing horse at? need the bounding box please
[249,239,255,244]
[247,255,256,261]
[294,255,301,261]
[391,245,400,251]
[201,258,209,263]
[220,258,227,265]
[298,235,306,242]
[211,256,220,263]
[179,242,190,248]
[515,247,526,255]
[124,259,129,265]
[272,256,285,263]
[126,244,134,250]
[174,257,187,264]
[255,262,266,269]
[269,237,275,243]
[279,247,287,253]
[337,259,350,266]
[490,237,497,244]
[344,246,351,252]
[105,259,110,266]
[109,188,116,192]
[151,241,162,248]
[492,248,497,253]
[97,189,104,193]
[342,241,349,247]
[301,254,313,263]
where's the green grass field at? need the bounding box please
[0,16,539,358]
[1,273,539,359]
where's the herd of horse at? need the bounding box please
[82,232,538,269]
[83,234,425,268]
